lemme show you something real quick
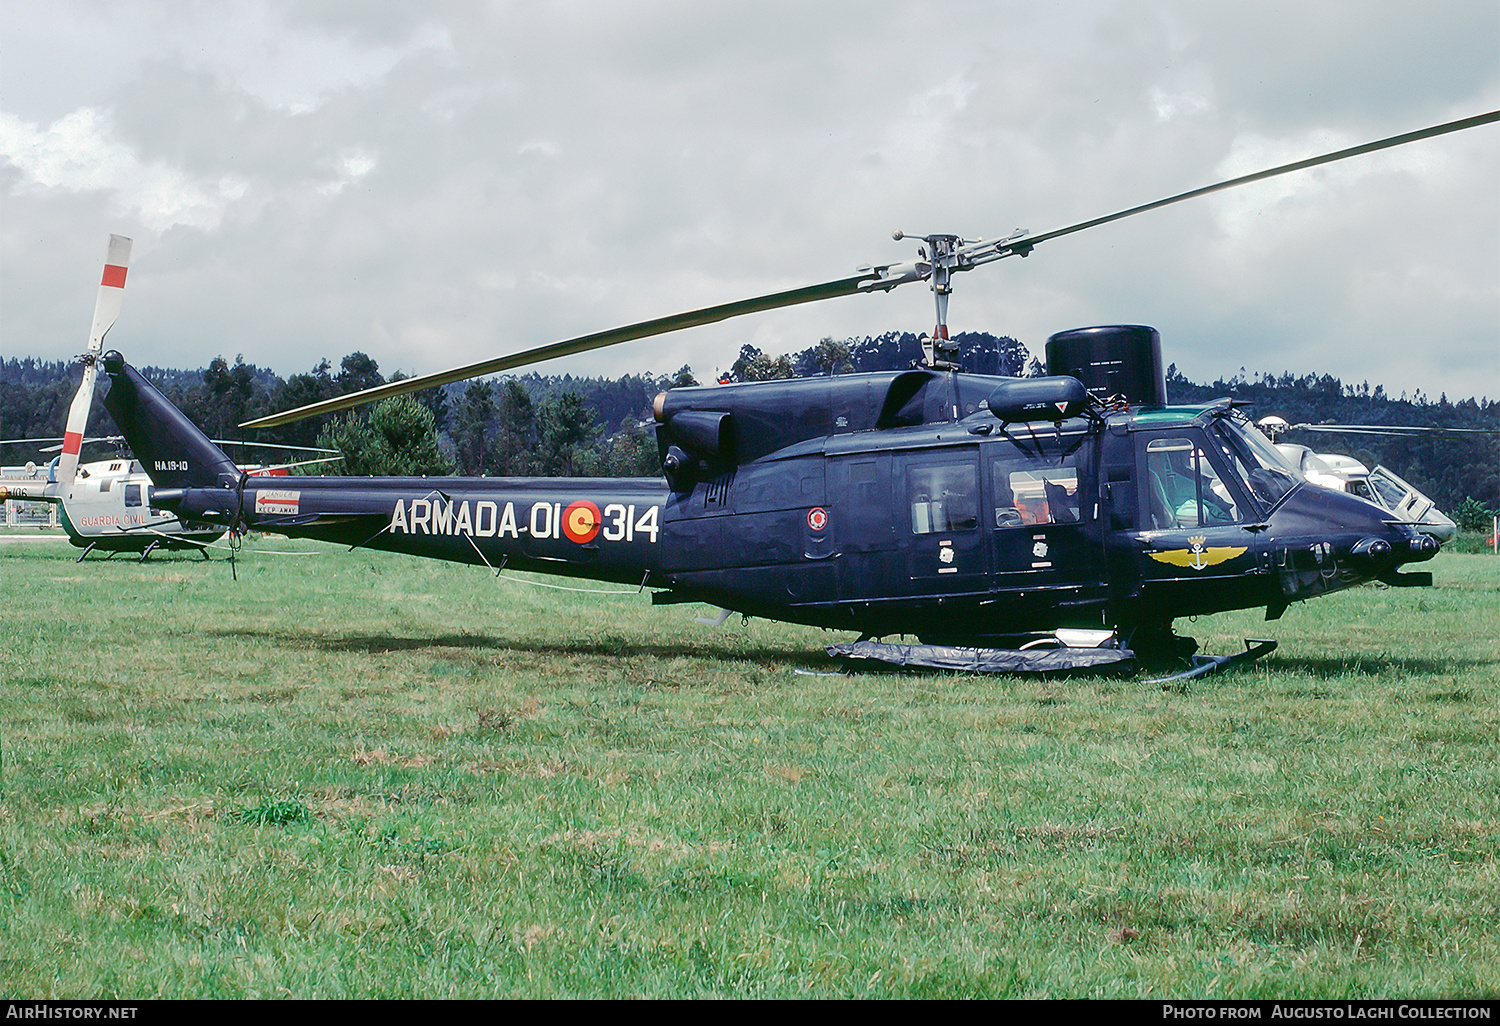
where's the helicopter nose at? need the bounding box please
[1343,528,1435,572]
[1378,524,1440,565]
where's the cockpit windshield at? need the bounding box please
[1212,414,1302,511]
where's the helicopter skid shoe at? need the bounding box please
[1144,638,1277,686]
[827,639,1135,676]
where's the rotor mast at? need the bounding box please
[891,228,1036,371]
[923,233,957,370]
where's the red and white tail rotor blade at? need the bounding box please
[58,234,132,492]
[88,234,132,354]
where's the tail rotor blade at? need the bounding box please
[56,363,99,496]
[58,235,133,492]
[88,234,132,354]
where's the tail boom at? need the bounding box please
[102,352,665,585]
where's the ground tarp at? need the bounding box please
[826,639,1135,675]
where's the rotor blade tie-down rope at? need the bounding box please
[456,507,638,593]
[349,487,447,552]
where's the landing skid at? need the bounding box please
[1144,639,1277,685]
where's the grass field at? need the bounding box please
[1,535,1496,998]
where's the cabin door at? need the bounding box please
[986,433,1106,593]
[899,452,986,593]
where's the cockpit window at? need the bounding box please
[1367,468,1410,509]
[1213,416,1300,510]
[1301,452,1334,476]
[1145,437,1239,529]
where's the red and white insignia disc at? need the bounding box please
[562,500,602,543]
[807,506,828,532]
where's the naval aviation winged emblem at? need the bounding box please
[1148,535,1247,571]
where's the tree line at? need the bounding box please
[3,335,1495,511]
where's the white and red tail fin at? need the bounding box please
[56,234,132,494]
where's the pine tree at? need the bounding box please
[453,380,495,475]
[536,392,601,477]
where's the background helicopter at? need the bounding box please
[1251,416,1494,544]
[0,446,340,561]
[0,235,135,520]
[1,452,224,560]
[0,237,340,561]
[88,110,1497,674]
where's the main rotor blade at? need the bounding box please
[210,439,342,454]
[241,108,1499,431]
[0,436,337,454]
[1,435,124,454]
[242,456,345,471]
[241,272,879,428]
[37,436,125,453]
[986,109,1500,257]
[1294,423,1500,438]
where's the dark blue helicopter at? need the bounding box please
[97,111,1494,674]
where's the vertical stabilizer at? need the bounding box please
[102,352,240,490]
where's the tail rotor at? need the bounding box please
[56,235,132,495]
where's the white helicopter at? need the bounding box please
[0,236,337,561]
[0,451,225,560]
[1,449,332,561]
[1256,416,1460,543]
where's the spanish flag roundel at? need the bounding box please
[562,500,602,543]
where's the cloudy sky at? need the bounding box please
[3,1,1497,403]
